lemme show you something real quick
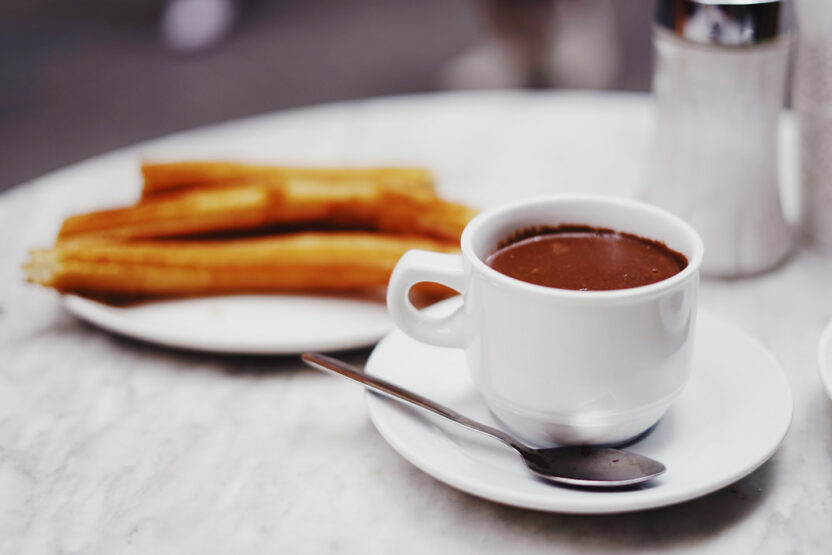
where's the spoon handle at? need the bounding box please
[301,353,524,452]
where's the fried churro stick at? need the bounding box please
[57,184,276,240]
[57,180,478,242]
[59,185,274,240]
[25,233,459,297]
[141,161,436,198]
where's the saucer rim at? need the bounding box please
[366,309,793,514]
[819,318,832,400]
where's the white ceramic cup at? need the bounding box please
[387,194,704,446]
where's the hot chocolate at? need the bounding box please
[486,225,688,291]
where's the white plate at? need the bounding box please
[63,294,391,354]
[365,304,793,514]
[819,319,832,400]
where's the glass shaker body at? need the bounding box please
[643,29,791,277]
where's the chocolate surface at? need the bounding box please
[486,225,687,291]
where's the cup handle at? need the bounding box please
[386,250,467,348]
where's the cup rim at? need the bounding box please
[460,193,704,301]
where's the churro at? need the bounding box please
[141,161,435,198]
[26,233,459,297]
[30,159,476,302]
[58,180,476,242]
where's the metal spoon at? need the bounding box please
[301,353,665,488]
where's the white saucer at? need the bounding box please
[63,294,391,354]
[819,319,832,400]
[365,305,792,514]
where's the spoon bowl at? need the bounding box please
[302,353,665,488]
[522,445,665,487]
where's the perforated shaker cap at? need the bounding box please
[655,0,790,46]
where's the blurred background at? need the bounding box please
[0,0,653,192]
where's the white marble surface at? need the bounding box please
[1,91,831,553]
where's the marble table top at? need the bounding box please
[1,91,831,553]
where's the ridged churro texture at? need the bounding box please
[58,179,477,243]
[141,161,436,197]
[26,233,459,297]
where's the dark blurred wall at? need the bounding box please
[0,0,652,191]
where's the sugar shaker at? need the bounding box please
[642,0,792,277]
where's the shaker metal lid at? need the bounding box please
[655,0,790,46]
